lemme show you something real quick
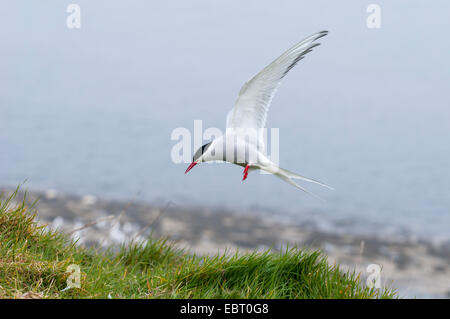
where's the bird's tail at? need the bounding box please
[269,166,334,200]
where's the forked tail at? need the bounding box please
[270,166,334,200]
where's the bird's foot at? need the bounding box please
[242,164,250,181]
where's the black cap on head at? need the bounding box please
[193,142,212,162]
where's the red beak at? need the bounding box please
[185,162,197,174]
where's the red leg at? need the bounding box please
[242,164,250,181]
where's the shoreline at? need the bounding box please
[2,187,449,298]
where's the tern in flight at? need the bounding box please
[185,31,333,197]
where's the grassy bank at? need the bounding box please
[0,188,396,299]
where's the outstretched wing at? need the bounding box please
[226,31,328,133]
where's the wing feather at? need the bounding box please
[227,31,328,132]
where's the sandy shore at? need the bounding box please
[2,187,449,298]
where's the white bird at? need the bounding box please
[185,30,333,198]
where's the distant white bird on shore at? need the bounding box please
[185,31,333,198]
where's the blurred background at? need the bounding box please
[1,1,450,297]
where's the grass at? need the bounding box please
[0,187,397,299]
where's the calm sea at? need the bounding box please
[1,1,450,241]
